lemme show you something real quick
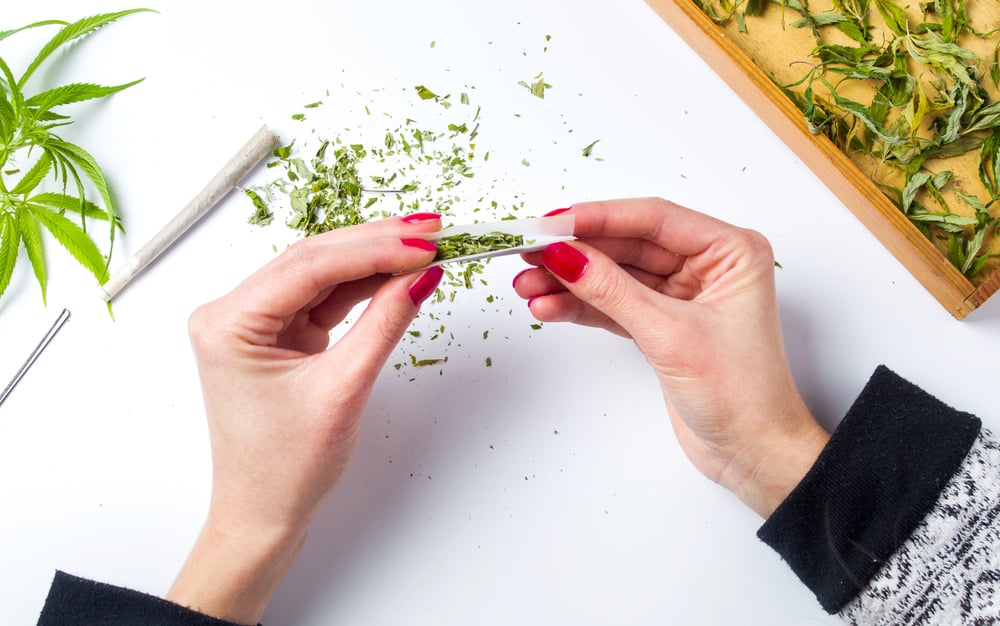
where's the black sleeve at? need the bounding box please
[756,365,982,613]
[37,570,252,626]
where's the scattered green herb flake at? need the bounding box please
[411,355,446,367]
[518,72,552,99]
[582,139,601,157]
[414,85,438,100]
[485,357,492,367]
[304,101,322,108]
[245,189,273,226]
[292,113,306,121]
[273,142,294,159]
[522,158,530,167]
[530,323,543,330]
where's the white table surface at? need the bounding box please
[2,1,998,624]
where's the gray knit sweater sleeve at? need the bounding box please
[838,429,1000,624]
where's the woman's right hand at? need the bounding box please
[168,214,444,624]
[513,198,829,518]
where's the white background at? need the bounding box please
[1,1,998,624]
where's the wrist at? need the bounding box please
[721,403,830,518]
[166,515,307,624]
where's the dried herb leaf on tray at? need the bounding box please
[696,0,1000,280]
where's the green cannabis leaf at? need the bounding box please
[0,9,153,305]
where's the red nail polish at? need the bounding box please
[409,266,444,306]
[401,238,437,252]
[542,242,588,283]
[543,207,571,217]
[402,212,442,223]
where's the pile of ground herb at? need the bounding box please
[433,232,526,261]
[246,86,484,233]
[244,35,602,374]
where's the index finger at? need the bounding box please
[225,218,440,323]
[567,197,748,257]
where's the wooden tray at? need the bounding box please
[645,0,1000,319]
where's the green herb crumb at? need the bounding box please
[434,232,524,261]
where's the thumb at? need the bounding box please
[319,267,443,378]
[541,241,674,340]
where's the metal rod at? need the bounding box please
[0,308,71,408]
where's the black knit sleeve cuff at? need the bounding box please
[37,570,253,626]
[756,365,981,613]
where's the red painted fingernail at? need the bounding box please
[409,266,444,306]
[401,238,437,252]
[402,212,442,223]
[542,242,588,283]
[543,207,571,217]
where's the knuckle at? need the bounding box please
[362,292,412,349]
[187,300,230,356]
[187,302,215,347]
[286,236,314,254]
[283,240,316,273]
[650,196,674,210]
[278,241,325,292]
[738,228,775,265]
[372,310,405,346]
[584,264,632,313]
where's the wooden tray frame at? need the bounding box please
[645,0,1000,319]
